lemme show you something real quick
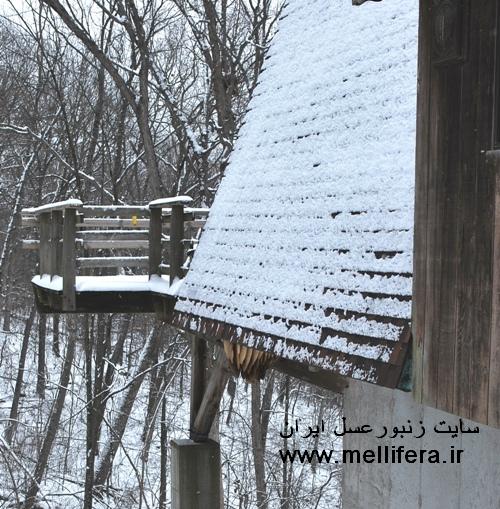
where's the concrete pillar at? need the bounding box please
[343,379,500,509]
[171,439,221,509]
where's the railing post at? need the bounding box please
[170,203,185,285]
[39,212,51,276]
[62,208,77,311]
[148,196,192,285]
[190,335,207,433]
[149,207,163,277]
[50,210,63,280]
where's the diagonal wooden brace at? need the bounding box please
[190,344,231,442]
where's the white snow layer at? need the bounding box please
[23,199,83,215]
[175,0,418,366]
[33,274,171,293]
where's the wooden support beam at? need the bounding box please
[191,349,231,442]
[62,208,77,311]
[190,335,208,432]
[273,358,349,394]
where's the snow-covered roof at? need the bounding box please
[173,0,418,387]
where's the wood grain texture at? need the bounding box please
[487,150,500,427]
[62,208,76,311]
[50,211,63,279]
[39,213,51,276]
[412,0,433,404]
[190,335,207,432]
[169,204,184,285]
[148,207,162,276]
[467,2,496,424]
[191,350,230,442]
[414,0,498,426]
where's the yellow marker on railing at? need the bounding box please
[131,215,138,226]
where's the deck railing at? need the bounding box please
[22,197,209,311]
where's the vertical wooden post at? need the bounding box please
[149,207,162,277]
[50,210,63,279]
[177,347,228,508]
[191,351,230,442]
[170,204,184,285]
[190,335,207,434]
[62,208,77,311]
[39,212,51,276]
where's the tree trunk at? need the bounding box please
[52,314,60,357]
[84,316,95,509]
[0,152,35,294]
[159,395,167,509]
[311,396,325,475]
[24,316,77,509]
[281,376,290,509]
[251,381,268,509]
[36,314,46,399]
[4,306,36,444]
[93,314,108,449]
[2,277,11,332]
[94,324,162,487]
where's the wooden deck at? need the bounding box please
[22,197,208,317]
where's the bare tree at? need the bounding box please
[24,316,78,509]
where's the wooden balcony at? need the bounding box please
[22,197,208,318]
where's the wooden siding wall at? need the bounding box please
[413,0,500,427]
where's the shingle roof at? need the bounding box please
[173,0,418,387]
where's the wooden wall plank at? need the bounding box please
[489,151,500,427]
[452,0,477,421]
[412,0,433,404]
[414,0,498,427]
[421,1,443,409]
[435,64,461,413]
[467,1,497,424]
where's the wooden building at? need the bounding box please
[24,0,500,507]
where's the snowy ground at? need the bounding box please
[0,320,342,508]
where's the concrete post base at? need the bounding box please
[171,439,221,509]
